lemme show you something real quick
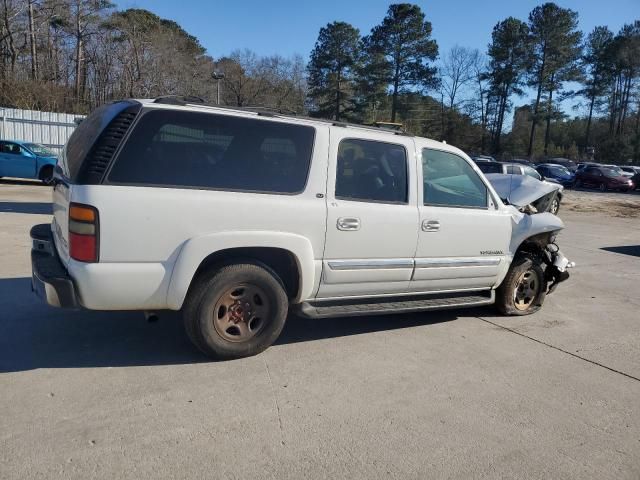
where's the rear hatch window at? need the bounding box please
[59,101,140,183]
[106,109,315,194]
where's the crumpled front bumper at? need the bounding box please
[30,224,79,308]
[545,249,574,294]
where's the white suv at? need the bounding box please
[31,97,573,359]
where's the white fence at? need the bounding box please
[0,107,85,154]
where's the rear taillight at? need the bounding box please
[69,203,99,262]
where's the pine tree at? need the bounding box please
[307,21,360,121]
[526,2,582,158]
[361,3,438,123]
[580,26,614,148]
[486,17,530,153]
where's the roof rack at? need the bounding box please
[149,95,409,135]
[153,95,206,105]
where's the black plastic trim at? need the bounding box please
[75,103,142,184]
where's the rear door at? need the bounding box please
[318,128,419,298]
[411,145,511,292]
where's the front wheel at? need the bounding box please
[573,179,582,189]
[183,262,289,359]
[599,183,606,192]
[549,197,560,215]
[39,165,54,185]
[496,255,546,316]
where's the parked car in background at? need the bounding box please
[508,158,535,167]
[547,158,577,172]
[471,155,497,165]
[605,164,634,178]
[0,140,57,184]
[619,166,640,178]
[574,165,635,192]
[576,161,599,172]
[535,163,575,188]
[475,160,503,174]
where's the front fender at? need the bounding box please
[166,231,317,310]
[36,156,57,173]
[509,210,564,255]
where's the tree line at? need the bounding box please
[1,1,638,163]
[0,1,306,113]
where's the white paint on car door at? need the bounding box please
[317,127,419,298]
[411,143,511,292]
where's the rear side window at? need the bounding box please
[506,165,519,175]
[107,110,315,194]
[335,138,408,203]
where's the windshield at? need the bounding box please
[547,165,571,176]
[601,167,620,178]
[24,143,55,156]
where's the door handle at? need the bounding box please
[422,220,440,232]
[337,217,360,231]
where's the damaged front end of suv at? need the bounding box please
[487,173,574,312]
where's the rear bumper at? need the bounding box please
[30,223,79,308]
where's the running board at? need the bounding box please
[296,291,494,319]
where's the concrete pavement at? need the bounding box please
[1,182,638,479]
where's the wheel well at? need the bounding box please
[515,232,553,260]
[192,247,301,299]
[38,164,53,179]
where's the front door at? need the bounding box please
[317,129,419,298]
[410,145,511,292]
[0,142,36,178]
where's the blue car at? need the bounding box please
[0,140,58,184]
[536,163,575,188]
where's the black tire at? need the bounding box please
[495,255,546,316]
[183,262,289,359]
[39,165,54,185]
[599,182,606,192]
[574,179,581,189]
[549,196,560,215]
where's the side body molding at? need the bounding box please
[166,231,317,310]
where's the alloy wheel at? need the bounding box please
[513,270,540,311]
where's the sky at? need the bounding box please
[120,0,638,116]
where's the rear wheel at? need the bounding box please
[183,262,289,359]
[574,179,582,189]
[39,165,54,185]
[496,255,546,316]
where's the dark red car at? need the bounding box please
[574,166,635,192]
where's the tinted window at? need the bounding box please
[0,142,22,155]
[108,110,315,193]
[62,101,134,179]
[477,162,503,174]
[422,149,487,208]
[506,165,519,175]
[335,139,407,203]
[523,166,541,180]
